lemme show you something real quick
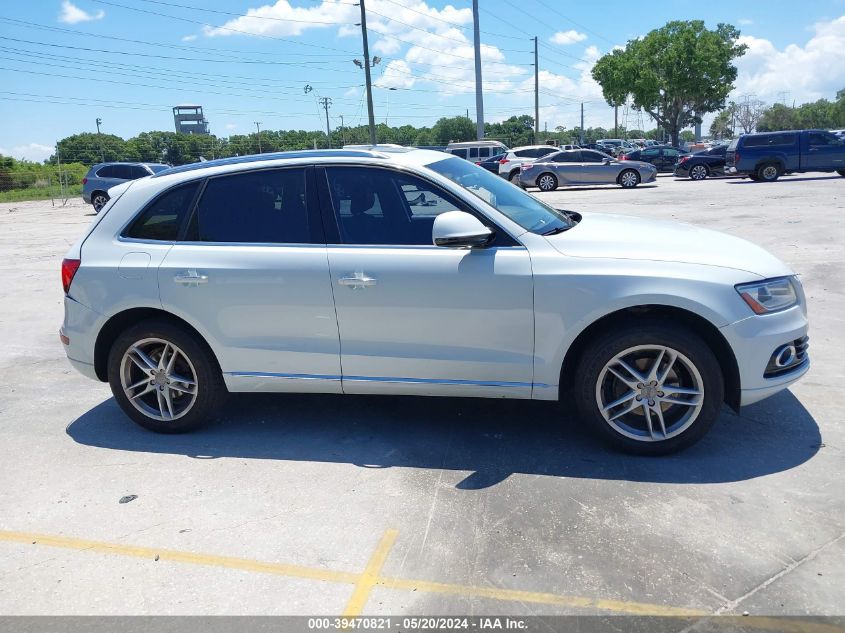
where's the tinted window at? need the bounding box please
[478,147,491,158]
[450,148,468,159]
[96,165,120,178]
[514,149,537,158]
[125,181,199,241]
[130,165,151,179]
[469,147,480,159]
[148,164,170,173]
[325,167,464,246]
[744,133,797,148]
[112,165,134,180]
[552,151,580,162]
[662,148,679,158]
[709,146,727,156]
[807,132,842,146]
[581,150,608,162]
[536,147,558,157]
[642,149,660,158]
[190,169,310,243]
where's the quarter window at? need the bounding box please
[324,167,464,246]
[188,168,311,244]
[125,181,199,241]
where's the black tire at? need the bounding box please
[747,173,760,181]
[689,164,709,181]
[107,319,226,433]
[508,170,520,184]
[91,191,109,213]
[572,321,724,455]
[618,169,641,188]
[757,162,781,182]
[537,172,558,192]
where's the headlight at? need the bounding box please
[735,277,798,314]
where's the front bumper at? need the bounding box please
[643,170,657,183]
[719,304,809,407]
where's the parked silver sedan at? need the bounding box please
[519,149,657,191]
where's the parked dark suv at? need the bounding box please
[674,145,728,180]
[82,162,170,212]
[620,145,689,172]
[726,130,845,181]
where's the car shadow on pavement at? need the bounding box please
[727,175,842,184]
[66,389,821,490]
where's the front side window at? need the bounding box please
[642,149,660,158]
[125,181,199,241]
[807,132,842,146]
[188,168,311,244]
[662,148,679,158]
[427,157,573,235]
[130,165,151,179]
[581,150,608,162]
[324,167,464,246]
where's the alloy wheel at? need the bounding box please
[92,194,108,212]
[120,337,199,422]
[538,174,556,191]
[595,345,704,442]
[620,171,639,188]
[690,165,707,180]
[762,165,778,180]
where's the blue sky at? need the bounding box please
[2,0,845,161]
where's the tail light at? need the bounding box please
[521,163,534,171]
[619,154,629,160]
[734,152,740,163]
[82,177,88,185]
[499,159,509,164]
[679,155,690,164]
[61,258,81,294]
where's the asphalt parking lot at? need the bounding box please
[0,172,843,617]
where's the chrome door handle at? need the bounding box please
[174,270,208,285]
[338,273,377,289]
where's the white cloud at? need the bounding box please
[0,143,55,162]
[737,18,754,26]
[181,34,198,42]
[344,86,361,98]
[733,15,845,103]
[550,30,587,46]
[225,123,238,130]
[375,60,416,89]
[202,0,357,37]
[58,0,104,24]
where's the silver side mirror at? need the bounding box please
[432,211,494,248]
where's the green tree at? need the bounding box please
[709,107,735,139]
[592,20,747,147]
[430,116,477,144]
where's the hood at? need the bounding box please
[545,212,793,279]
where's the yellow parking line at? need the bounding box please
[342,529,399,617]
[377,577,704,616]
[0,530,359,585]
[1,529,707,616]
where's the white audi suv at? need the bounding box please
[60,148,809,454]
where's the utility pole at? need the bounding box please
[614,106,618,138]
[472,0,484,140]
[533,36,539,143]
[254,121,262,153]
[95,117,104,162]
[358,0,377,146]
[580,102,584,145]
[319,97,332,148]
[340,114,346,147]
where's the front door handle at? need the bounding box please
[174,270,208,285]
[338,273,377,289]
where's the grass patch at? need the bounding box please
[0,185,83,203]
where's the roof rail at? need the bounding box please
[152,149,387,177]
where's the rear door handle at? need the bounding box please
[338,273,377,289]
[174,270,208,285]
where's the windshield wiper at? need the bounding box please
[542,226,569,236]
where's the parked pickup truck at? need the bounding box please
[726,129,845,181]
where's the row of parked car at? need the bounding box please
[81,130,845,212]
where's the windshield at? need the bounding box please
[427,156,573,234]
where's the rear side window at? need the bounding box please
[189,168,311,244]
[536,147,557,157]
[450,148,467,159]
[96,165,120,178]
[129,165,150,179]
[125,181,199,241]
[744,133,796,148]
[552,152,579,163]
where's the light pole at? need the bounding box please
[254,121,262,153]
[355,0,379,146]
[95,117,104,162]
